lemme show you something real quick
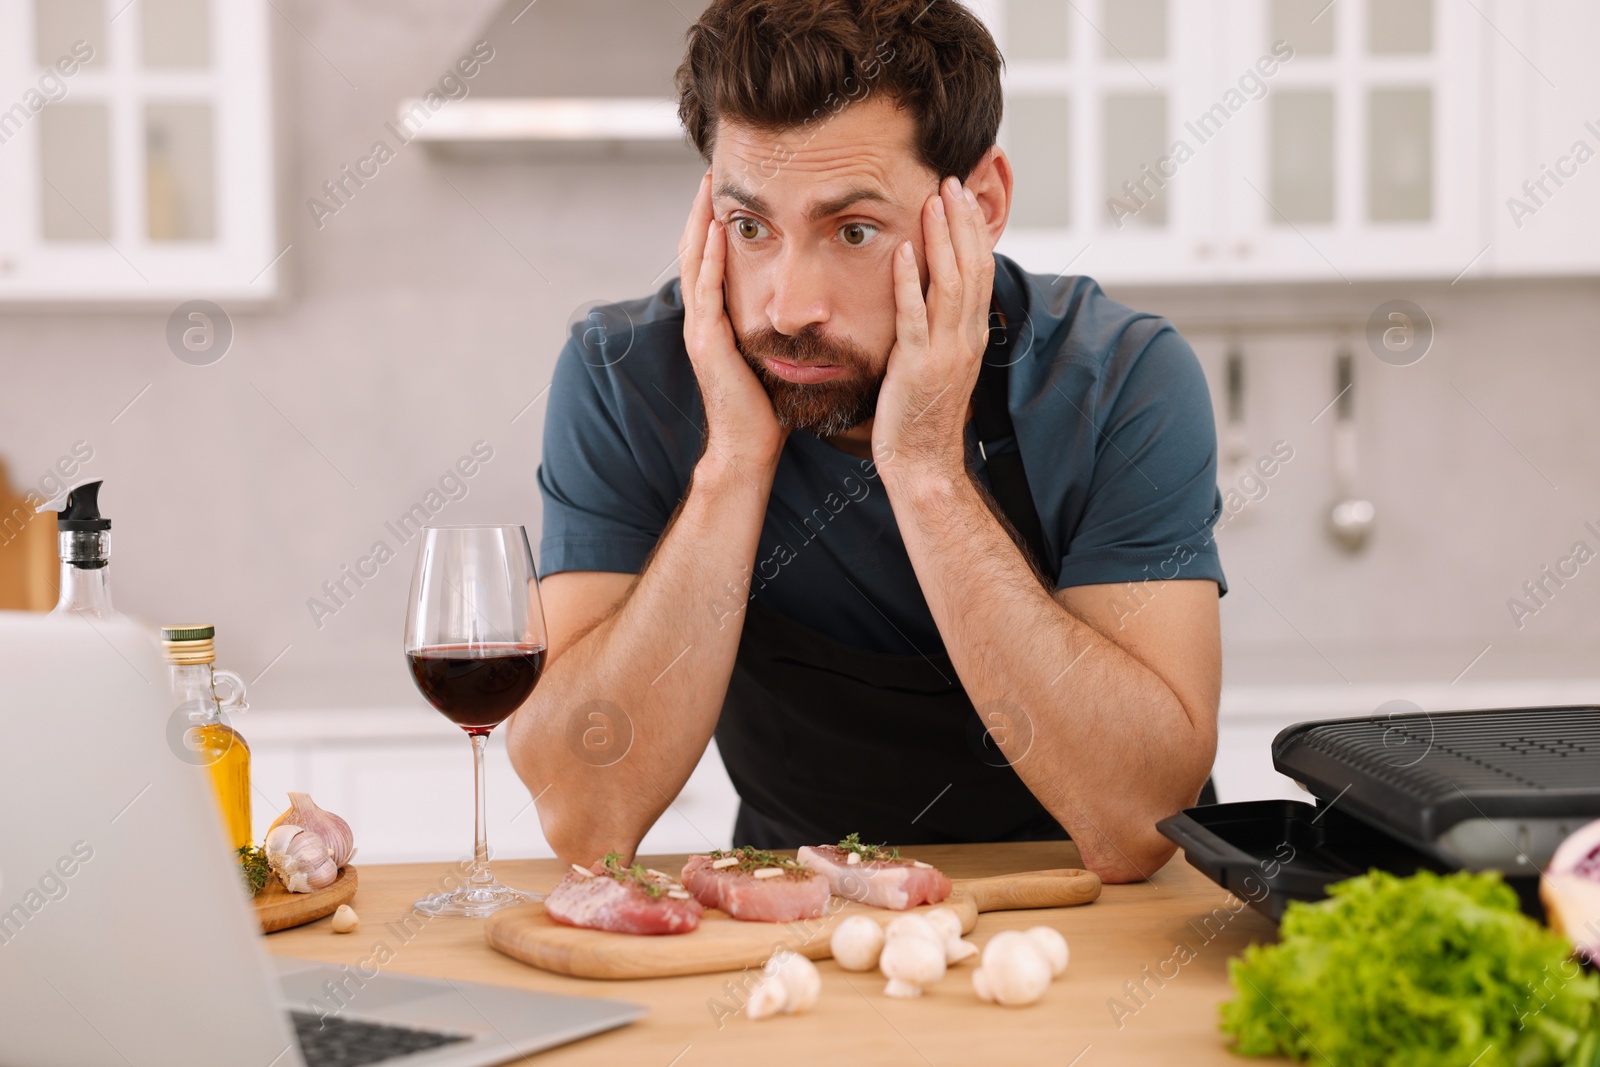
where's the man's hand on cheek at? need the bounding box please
[871,175,995,483]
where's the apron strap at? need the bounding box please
[970,304,1053,582]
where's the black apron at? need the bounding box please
[715,303,1214,848]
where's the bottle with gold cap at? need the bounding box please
[162,625,252,850]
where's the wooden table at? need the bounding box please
[264,842,1285,1066]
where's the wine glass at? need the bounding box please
[404,524,548,916]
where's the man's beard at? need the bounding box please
[736,324,885,438]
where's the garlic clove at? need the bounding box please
[268,793,355,870]
[331,904,359,933]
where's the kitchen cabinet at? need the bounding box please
[972,0,1600,284]
[0,0,278,301]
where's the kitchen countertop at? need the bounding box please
[263,841,1283,1066]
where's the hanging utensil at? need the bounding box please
[1327,348,1375,551]
[1220,346,1256,526]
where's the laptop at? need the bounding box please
[0,611,644,1066]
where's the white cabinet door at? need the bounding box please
[976,0,1523,283]
[1220,0,1486,282]
[0,0,278,302]
[1485,0,1600,276]
[975,0,1223,285]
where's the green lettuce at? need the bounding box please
[1221,869,1600,1067]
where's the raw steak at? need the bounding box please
[680,849,831,922]
[543,857,703,935]
[797,840,952,911]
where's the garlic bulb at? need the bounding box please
[264,823,339,893]
[268,793,355,868]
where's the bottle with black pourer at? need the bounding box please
[44,480,116,618]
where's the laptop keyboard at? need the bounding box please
[288,1010,470,1065]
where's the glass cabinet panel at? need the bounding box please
[1368,0,1433,55]
[1367,87,1432,221]
[34,0,105,67]
[1269,0,1334,55]
[1102,0,1167,60]
[1102,92,1168,227]
[1005,94,1072,227]
[1004,0,1069,61]
[1269,90,1335,223]
[145,102,216,240]
[142,0,212,68]
[39,103,112,240]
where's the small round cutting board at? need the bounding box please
[485,867,1099,980]
[254,865,358,934]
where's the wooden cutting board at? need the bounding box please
[485,867,1099,979]
[255,866,358,934]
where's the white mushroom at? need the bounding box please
[972,932,1053,1007]
[745,951,821,1020]
[830,914,886,972]
[879,932,947,997]
[922,907,979,964]
[1024,926,1069,977]
[766,951,821,1014]
[744,977,789,1020]
[884,913,940,944]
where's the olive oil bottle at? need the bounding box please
[162,625,252,850]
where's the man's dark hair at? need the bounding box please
[675,0,1005,182]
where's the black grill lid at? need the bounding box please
[1271,706,1600,848]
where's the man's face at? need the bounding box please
[711,96,938,437]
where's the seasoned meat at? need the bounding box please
[681,848,831,922]
[544,855,703,935]
[797,840,952,911]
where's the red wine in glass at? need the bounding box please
[404,524,549,917]
[407,644,547,733]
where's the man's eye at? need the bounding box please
[840,222,880,246]
[733,217,769,240]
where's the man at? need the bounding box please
[507,0,1225,884]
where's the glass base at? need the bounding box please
[413,878,542,918]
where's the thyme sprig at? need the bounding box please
[707,845,811,877]
[837,832,900,862]
[238,844,271,896]
[599,851,681,899]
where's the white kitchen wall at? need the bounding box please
[2,0,1597,857]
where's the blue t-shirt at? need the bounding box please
[537,252,1226,655]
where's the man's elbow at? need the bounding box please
[1077,830,1179,885]
[534,789,646,868]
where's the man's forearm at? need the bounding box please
[882,467,1214,882]
[507,451,775,865]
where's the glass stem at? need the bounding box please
[470,732,492,887]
